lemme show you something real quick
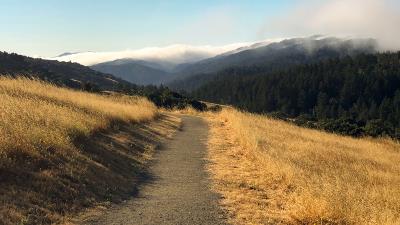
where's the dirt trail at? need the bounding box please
[80,114,227,225]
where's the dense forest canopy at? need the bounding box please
[193,52,400,138]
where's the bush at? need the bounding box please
[268,111,289,120]
[293,114,318,128]
[319,118,364,137]
[81,81,100,92]
[189,100,207,111]
[364,119,394,137]
[208,105,223,112]
[147,89,207,111]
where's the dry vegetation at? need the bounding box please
[206,108,400,225]
[0,77,181,224]
[0,77,156,152]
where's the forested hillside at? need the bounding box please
[194,52,400,138]
[169,37,377,91]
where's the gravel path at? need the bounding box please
[83,115,227,225]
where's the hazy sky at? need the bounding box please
[0,0,292,56]
[1,0,399,57]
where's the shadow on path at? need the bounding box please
[78,115,227,225]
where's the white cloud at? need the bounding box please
[48,43,253,66]
[261,0,400,50]
[46,5,257,66]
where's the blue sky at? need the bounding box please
[1,0,399,57]
[0,0,293,56]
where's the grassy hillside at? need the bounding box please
[0,77,174,224]
[0,51,208,112]
[206,108,400,225]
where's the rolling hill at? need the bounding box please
[91,59,173,85]
[0,51,130,90]
[0,51,207,111]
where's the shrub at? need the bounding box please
[364,119,394,137]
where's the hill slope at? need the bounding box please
[91,59,172,85]
[0,77,180,225]
[206,108,400,225]
[0,52,130,90]
[0,51,208,111]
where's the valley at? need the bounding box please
[1,36,400,225]
[59,36,399,139]
[1,77,399,224]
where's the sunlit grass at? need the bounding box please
[0,77,156,158]
[0,77,159,224]
[206,108,400,225]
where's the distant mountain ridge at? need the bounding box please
[91,59,172,85]
[175,36,377,76]
[168,36,378,91]
[50,36,378,88]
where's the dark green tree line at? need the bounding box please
[194,52,400,138]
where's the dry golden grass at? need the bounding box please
[0,77,164,224]
[206,108,400,225]
[0,77,156,157]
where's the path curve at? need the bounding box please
[84,114,227,225]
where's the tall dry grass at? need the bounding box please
[0,77,156,158]
[0,77,158,224]
[206,108,400,225]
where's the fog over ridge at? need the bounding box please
[260,0,400,51]
[48,42,254,66]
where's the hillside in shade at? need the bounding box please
[91,59,173,85]
[0,51,130,90]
